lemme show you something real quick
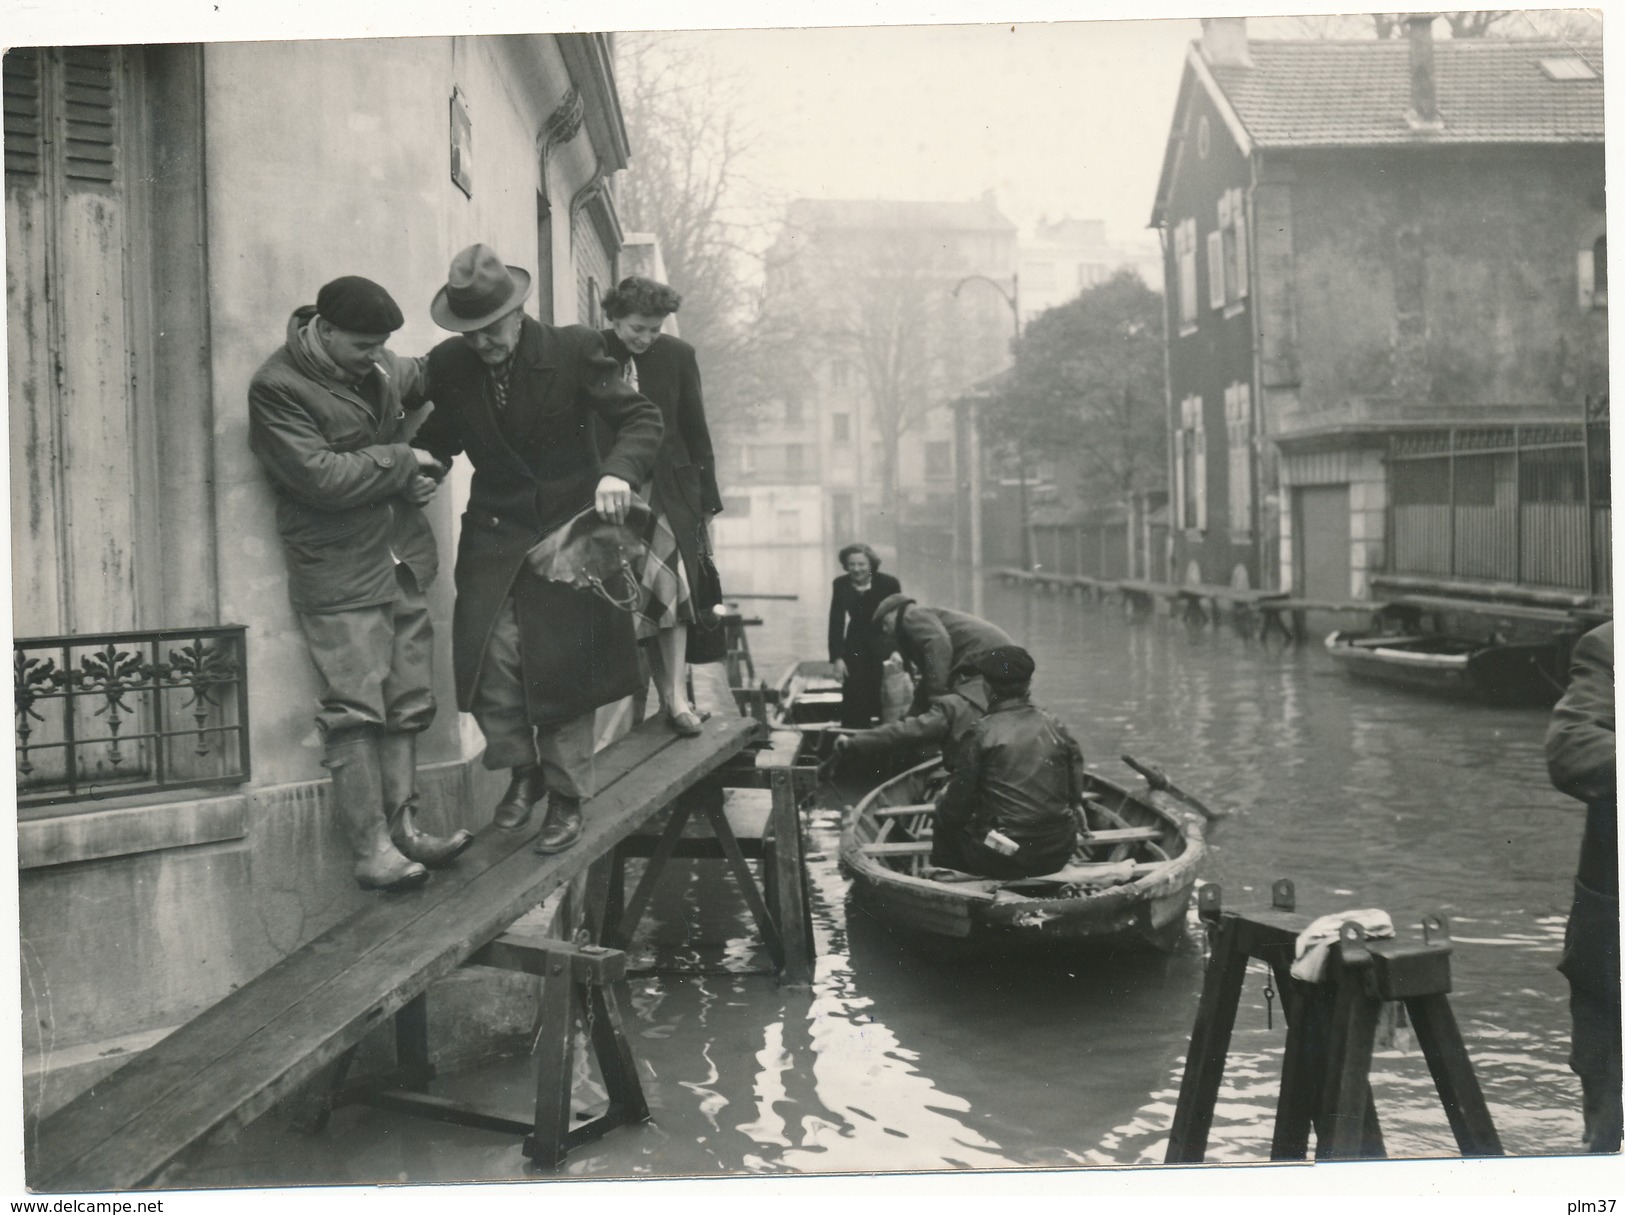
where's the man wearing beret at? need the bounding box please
[412,244,663,857]
[930,646,1084,880]
[249,275,473,893]
[870,593,1014,716]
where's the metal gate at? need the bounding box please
[1387,412,1610,593]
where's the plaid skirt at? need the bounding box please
[632,504,694,640]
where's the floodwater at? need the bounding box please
[182,546,1591,1187]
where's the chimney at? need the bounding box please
[1200,18,1251,68]
[1405,14,1444,131]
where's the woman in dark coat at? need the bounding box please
[601,277,723,734]
[827,542,902,728]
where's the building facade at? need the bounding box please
[6,34,633,1117]
[1150,18,1607,600]
[713,195,1016,563]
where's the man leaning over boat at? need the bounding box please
[928,646,1084,881]
[869,593,1014,715]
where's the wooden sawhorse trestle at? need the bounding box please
[606,726,815,986]
[1165,881,1504,1163]
[292,934,648,1169]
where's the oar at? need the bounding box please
[1120,753,1228,822]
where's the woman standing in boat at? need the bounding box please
[601,277,723,736]
[828,543,901,728]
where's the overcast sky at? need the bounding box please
[674,20,1201,249]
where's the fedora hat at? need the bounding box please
[431,243,533,332]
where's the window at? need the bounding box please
[1175,219,1198,328]
[831,413,851,443]
[1175,395,1207,530]
[721,494,752,517]
[785,443,804,478]
[831,360,851,388]
[776,510,800,543]
[784,398,802,425]
[925,441,952,479]
[1224,383,1252,536]
[1540,56,1598,81]
[737,444,754,475]
[1580,233,1608,309]
[871,442,885,471]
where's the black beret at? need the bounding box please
[316,275,404,334]
[969,645,1035,684]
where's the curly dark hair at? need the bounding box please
[602,276,682,320]
[838,542,881,573]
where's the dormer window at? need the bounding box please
[1540,57,1598,82]
[1580,233,1607,310]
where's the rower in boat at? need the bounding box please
[928,646,1085,881]
[869,593,1014,716]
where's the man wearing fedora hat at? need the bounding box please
[414,244,663,856]
[249,275,474,893]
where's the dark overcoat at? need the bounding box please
[601,330,722,593]
[413,317,662,724]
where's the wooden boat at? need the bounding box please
[770,659,845,727]
[1324,630,1569,707]
[838,757,1206,952]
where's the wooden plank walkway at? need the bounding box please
[31,714,762,1193]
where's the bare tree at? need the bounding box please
[614,34,778,432]
[1263,9,1599,40]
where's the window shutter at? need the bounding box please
[3,47,43,184]
[1193,411,1208,532]
[61,47,117,189]
[1173,428,1186,526]
[1207,230,1225,310]
[1233,195,1249,299]
[1578,248,1596,309]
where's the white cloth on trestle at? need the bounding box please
[1290,908,1395,983]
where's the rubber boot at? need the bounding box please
[532,794,583,856]
[325,734,428,892]
[493,765,546,831]
[380,732,474,868]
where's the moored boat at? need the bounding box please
[837,757,1206,953]
[1324,630,1569,707]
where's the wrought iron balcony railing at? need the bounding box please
[14,625,250,813]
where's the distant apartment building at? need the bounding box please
[1018,217,1162,321]
[713,194,1017,560]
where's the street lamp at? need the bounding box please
[952,272,1029,571]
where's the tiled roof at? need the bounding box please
[788,197,1017,232]
[1206,37,1604,146]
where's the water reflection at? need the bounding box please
[184,548,1588,1186]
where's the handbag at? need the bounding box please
[686,531,729,664]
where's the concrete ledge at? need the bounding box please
[19,791,250,870]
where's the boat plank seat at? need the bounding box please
[31,715,764,1193]
[1081,826,1163,844]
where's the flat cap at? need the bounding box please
[968,645,1035,684]
[316,275,405,335]
[871,593,915,627]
